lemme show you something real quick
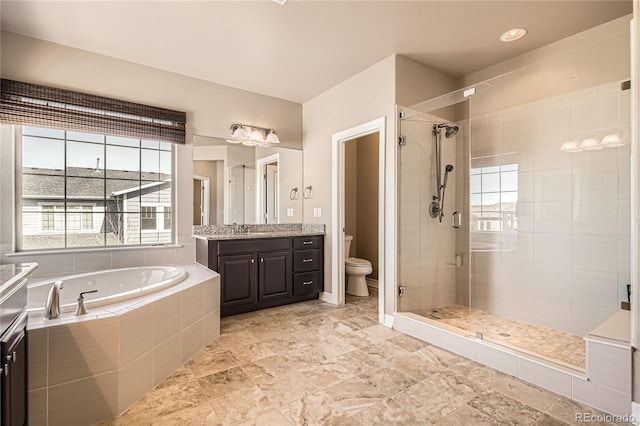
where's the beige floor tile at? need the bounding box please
[353,397,427,425]
[492,375,560,412]
[106,294,606,426]
[210,385,273,426]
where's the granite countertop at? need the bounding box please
[194,230,325,241]
[0,263,38,299]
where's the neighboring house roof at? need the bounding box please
[22,167,171,199]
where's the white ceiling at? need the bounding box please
[0,1,632,104]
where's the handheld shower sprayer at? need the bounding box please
[429,123,457,222]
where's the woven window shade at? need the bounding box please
[1,79,186,144]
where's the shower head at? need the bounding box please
[435,123,459,138]
[445,164,454,172]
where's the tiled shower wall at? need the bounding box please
[399,115,459,314]
[469,80,631,336]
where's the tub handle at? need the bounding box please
[75,290,98,316]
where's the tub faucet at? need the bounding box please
[44,280,64,319]
[75,290,98,316]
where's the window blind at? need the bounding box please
[0,79,186,144]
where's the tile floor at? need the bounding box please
[422,305,586,370]
[104,294,621,426]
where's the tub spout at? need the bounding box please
[75,290,98,316]
[44,280,64,319]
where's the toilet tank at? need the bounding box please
[344,234,353,258]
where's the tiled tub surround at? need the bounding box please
[193,223,325,240]
[27,263,221,426]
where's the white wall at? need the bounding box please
[0,31,302,278]
[631,1,640,408]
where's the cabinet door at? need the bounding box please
[219,254,257,308]
[9,331,26,426]
[258,251,291,301]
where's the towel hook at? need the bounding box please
[303,185,313,199]
[289,187,298,200]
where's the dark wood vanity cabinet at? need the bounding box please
[196,235,323,317]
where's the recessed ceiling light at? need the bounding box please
[500,28,527,43]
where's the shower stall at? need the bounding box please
[397,34,631,371]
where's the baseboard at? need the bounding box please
[319,291,336,305]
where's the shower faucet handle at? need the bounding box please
[75,289,98,316]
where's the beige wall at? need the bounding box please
[344,140,358,255]
[632,1,639,407]
[0,31,302,276]
[256,146,304,224]
[193,160,220,225]
[355,133,379,280]
[302,55,396,309]
[344,133,379,279]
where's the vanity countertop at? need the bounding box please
[194,230,325,241]
[0,263,38,299]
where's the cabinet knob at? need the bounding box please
[3,363,8,376]
[12,351,16,363]
[260,258,264,263]
[251,258,255,264]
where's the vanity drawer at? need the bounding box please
[293,249,320,272]
[293,236,322,250]
[293,271,321,296]
[217,238,290,255]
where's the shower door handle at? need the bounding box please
[452,211,462,229]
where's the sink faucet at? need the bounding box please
[44,280,64,319]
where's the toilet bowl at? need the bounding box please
[344,235,372,297]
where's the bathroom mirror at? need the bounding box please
[192,135,303,225]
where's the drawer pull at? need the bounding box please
[302,241,313,245]
[302,281,314,286]
[302,259,313,263]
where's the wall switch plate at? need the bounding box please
[317,207,321,217]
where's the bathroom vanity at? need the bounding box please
[195,227,324,317]
[0,263,36,426]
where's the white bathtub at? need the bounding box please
[27,266,187,314]
[26,263,220,425]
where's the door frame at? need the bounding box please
[256,153,280,224]
[331,117,387,325]
[193,175,210,225]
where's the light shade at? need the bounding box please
[560,141,582,153]
[242,140,258,147]
[250,129,264,141]
[579,138,603,151]
[265,130,280,144]
[231,126,248,139]
[601,134,624,147]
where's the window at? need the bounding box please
[19,126,173,250]
[141,206,157,230]
[470,164,518,233]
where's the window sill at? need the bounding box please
[5,244,183,257]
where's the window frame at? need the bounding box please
[14,125,176,252]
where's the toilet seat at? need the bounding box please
[345,257,371,267]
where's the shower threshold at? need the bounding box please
[418,305,585,370]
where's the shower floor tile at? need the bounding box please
[420,305,585,370]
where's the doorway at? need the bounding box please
[331,117,387,325]
[193,175,210,226]
[256,154,280,224]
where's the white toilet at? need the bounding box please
[344,234,372,297]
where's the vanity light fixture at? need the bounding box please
[600,134,624,147]
[579,138,603,151]
[500,28,527,43]
[560,141,582,153]
[228,123,280,146]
